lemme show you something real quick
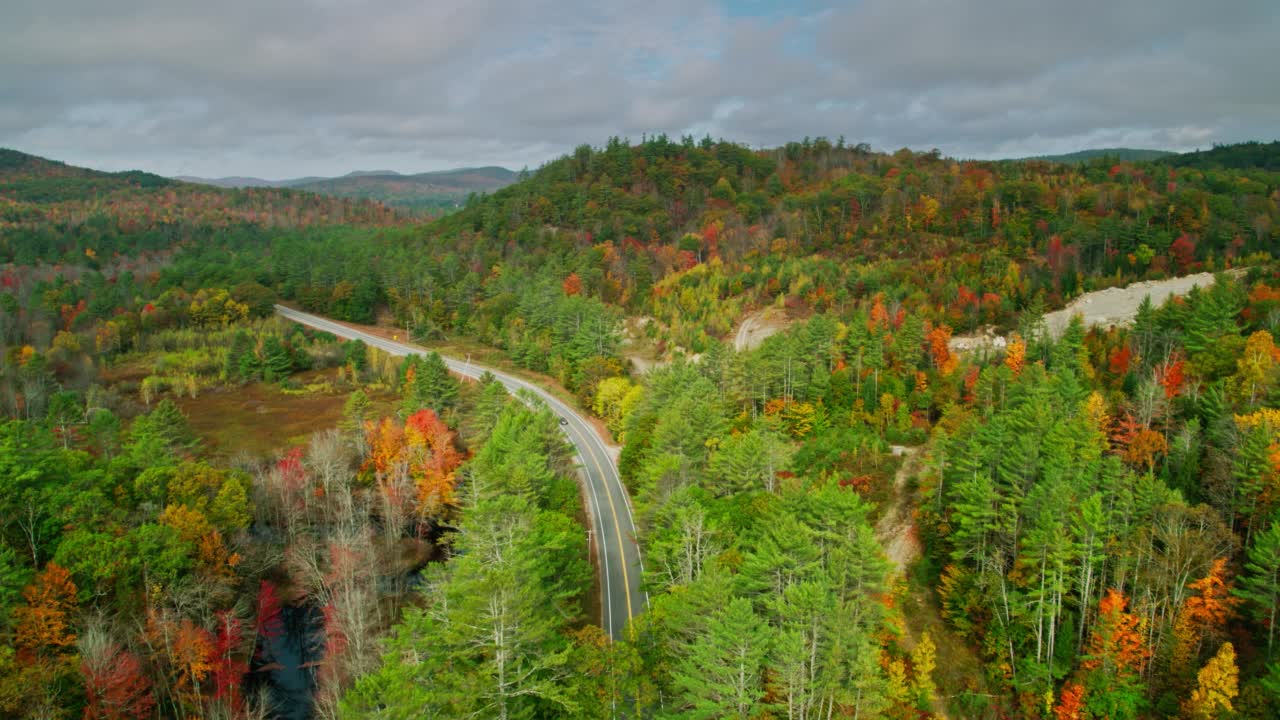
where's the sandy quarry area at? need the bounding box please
[952,271,1239,353]
[1040,271,1234,336]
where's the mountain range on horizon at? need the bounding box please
[174,165,518,213]
[8,139,1279,219]
[1014,147,1177,163]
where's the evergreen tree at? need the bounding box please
[1236,516,1280,661]
[670,597,772,719]
[261,335,293,382]
[226,329,257,381]
[402,352,459,415]
[341,389,372,455]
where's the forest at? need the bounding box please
[1,138,1277,718]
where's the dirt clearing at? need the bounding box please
[877,447,924,571]
[733,307,793,351]
[952,270,1241,353]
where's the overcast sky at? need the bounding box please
[3,0,1277,178]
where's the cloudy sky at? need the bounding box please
[3,0,1277,178]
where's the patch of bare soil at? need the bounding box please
[620,316,669,375]
[877,447,924,571]
[950,270,1241,353]
[732,306,793,351]
[879,446,996,718]
[1042,270,1236,336]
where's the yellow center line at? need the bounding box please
[579,419,635,636]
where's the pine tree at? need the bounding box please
[261,335,293,382]
[226,329,257,381]
[1051,314,1088,374]
[707,425,792,495]
[402,352,459,414]
[126,399,196,462]
[342,493,584,718]
[892,314,926,372]
[1131,294,1158,365]
[1235,517,1280,661]
[1235,424,1277,546]
[671,597,772,719]
[341,389,372,455]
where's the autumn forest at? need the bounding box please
[1,137,1278,719]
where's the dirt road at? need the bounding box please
[877,447,924,571]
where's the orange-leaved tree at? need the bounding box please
[1183,558,1240,640]
[562,272,583,296]
[1053,681,1085,720]
[926,324,957,375]
[1004,333,1026,376]
[403,408,463,518]
[1081,589,1150,720]
[14,562,78,662]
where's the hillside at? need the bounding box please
[292,166,517,211]
[1020,147,1175,163]
[1164,140,1280,170]
[0,148,404,265]
[178,165,518,211]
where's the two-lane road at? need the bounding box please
[275,305,646,640]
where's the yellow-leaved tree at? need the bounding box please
[1184,642,1238,719]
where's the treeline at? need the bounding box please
[1165,141,1280,171]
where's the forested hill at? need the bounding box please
[0,148,404,265]
[1,136,1278,717]
[1020,148,1176,164]
[178,166,519,212]
[288,166,517,212]
[1164,140,1280,171]
[328,136,1278,352]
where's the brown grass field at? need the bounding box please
[172,369,397,459]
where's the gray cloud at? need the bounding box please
[1,0,1276,177]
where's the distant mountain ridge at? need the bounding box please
[0,147,403,265]
[176,166,518,212]
[1016,148,1176,163]
[1163,140,1280,170]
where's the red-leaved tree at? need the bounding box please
[210,611,248,712]
[82,645,155,720]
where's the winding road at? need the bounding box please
[275,305,647,640]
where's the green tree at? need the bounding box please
[707,424,793,495]
[401,352,458,415]
[1236,516,1280,661]
[341,389,372,455]
[670,597,772,719]
[342,495,582,719]
[261,335,293,382]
